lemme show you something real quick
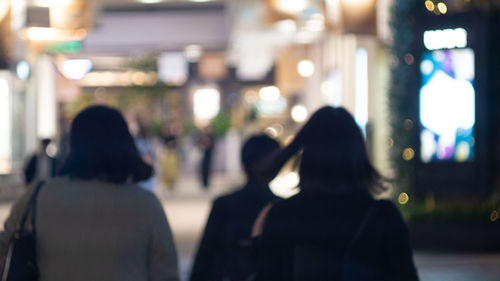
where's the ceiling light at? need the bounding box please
[184,45,203,62]
[139,0,163,3]
[62,59,93,80]
[24,27,87,41]
[297,60,315,77]
[272,0,308,15]
[35,0,72,8]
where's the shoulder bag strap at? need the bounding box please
[343,200,378,260]
[18,181,45,234]
[251,203,273,238]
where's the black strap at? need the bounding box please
[343,201,378,260]
[18,181,45,235]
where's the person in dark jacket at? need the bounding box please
[24,138,58,185]
[198,127,215,189]
[255,106,419,281]
[190,134,281,281]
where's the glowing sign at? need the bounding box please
[423,28,467,50]
[419,48,475,162]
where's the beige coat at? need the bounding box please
[0,177,179,281]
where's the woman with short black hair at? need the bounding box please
[255,106,419,281]
[0,105,179,281]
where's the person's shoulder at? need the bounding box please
[212,187,245,207]
[374,198,406,222]
[376,199,399,213]
[267,193,301,215]
[123,183,161,202]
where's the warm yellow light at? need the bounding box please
[264,127,279,138]
[24,27,87,41]
[491,210,499,222]
[341,0,373,4]
[284,135,295,146]
[0,0,9,21]
[398,193,409,205]
[272,0,307,16]
[437,2,447,14]
[36,0,72,8]
[425,0,435,12]
[402,148,415,161]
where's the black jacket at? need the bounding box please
[255,190,419,281]
[190,182,280,281]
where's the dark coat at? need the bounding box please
[255,190,419,281]
[190,182,280,281]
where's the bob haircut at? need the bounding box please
[298,106,386,194]
[241,134,280,179]
[60,105,153,183]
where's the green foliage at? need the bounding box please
[407,200,500,224]
[212,112,231,137]
[127,55,158,71]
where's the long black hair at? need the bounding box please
[60,105,153,183]
[298,106,386,194]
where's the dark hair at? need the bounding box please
[60,105,153,183]
[41,138,51,147]
[298,106,386,194]
[241,134,280,180]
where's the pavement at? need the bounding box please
[1,173,500,281]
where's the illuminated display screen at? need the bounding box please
[419,48,475,163]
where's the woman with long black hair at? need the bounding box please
[255,106,419,281]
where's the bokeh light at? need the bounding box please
[259,86,281,101]
[402,148,415,161]
[398,193,409,205]
[490,210,499,222]
[297,60,315,78]
[437,2,447,14]
[425,0,435,12]
[291,105,308,123]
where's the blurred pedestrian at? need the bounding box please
[0,105,179,281]
[134,120,157,192]
[190,134,281,281]
[198,126,214,189]
[23,138,58,185]
[254,106,419,281]
[160,124,180,190]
